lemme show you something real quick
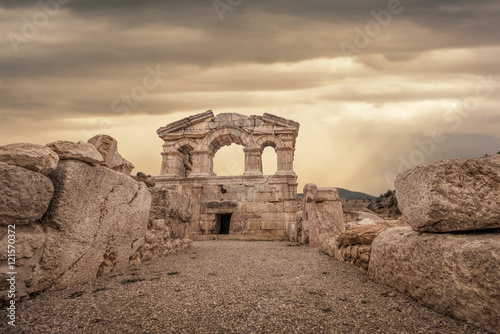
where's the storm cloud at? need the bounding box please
[1,0,499,195]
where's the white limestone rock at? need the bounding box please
[37,160,150,291]
[395,155,500,232]
[87,134,135,176]
[306,200,345,247]
[0,223,47,300]
[0,162,54,225]
[46,140,104,165]
[0,143,59,175]
[321,220,406,272]
[304,183,339,203]
[369,227,500,333]
[302,183,344,247]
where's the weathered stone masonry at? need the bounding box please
[155,111,300,239]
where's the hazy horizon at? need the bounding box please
[1,0,499,195]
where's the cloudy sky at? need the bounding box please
[1,0,499,196]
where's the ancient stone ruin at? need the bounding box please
[1,113,498,333]
[0,135,191,301]
[154,111,300,239]
[321,154,500,333]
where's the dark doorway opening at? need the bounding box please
[217,214,232,234]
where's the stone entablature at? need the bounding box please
[155,111,300,239]
[156,111,299,179]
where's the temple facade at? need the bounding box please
[155,110,300,239]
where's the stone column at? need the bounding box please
[244,148,263,176]
[160,146,185,177]
[276,147,296,175]
[190,150,213,177]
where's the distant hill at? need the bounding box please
[367,190,402,218]
[336,188,376,201]
[297,187,376,201]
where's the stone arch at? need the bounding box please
[173,139,198,152]
[206,126,253,155]
[255,135,283,175]
[255,135,284,151]
[156,111,298,180]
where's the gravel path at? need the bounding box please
[1,241,489,333]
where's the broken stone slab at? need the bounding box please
[87,134,135,176]
[0,143,59,175]
[337,224,389,246]
[313,188,339,202]
[321,235,372,272]
[321,219,407,272]
[304,183,339,203]
[346,216,407,229]
[37,159,150,291]
[0,162,54,225]
[351,210,385,222]
[395,154,500,232]
[306,200,345,247]
[369,227,500,333]
[320,236,340,258]
[46,140,104,165]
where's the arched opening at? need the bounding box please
[212,143,245,176]
[262,146,278,175]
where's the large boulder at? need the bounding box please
[306,201,345,247]
[302,184,344,247]
[321,219,407,272]
[0,162,54,225]
[46,140,104,165]
[0,224,47,299]
[369,227,500,333]
[1,159,151,298]
[0,143,59,175]
[395,155,500,232]
[87,134,135,176]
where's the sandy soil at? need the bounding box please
[0,241,489,333]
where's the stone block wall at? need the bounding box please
[160,174,297,239]
[131,188,194,263]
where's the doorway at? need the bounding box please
[217,213,232,234]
